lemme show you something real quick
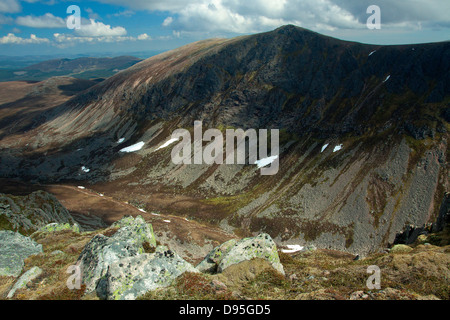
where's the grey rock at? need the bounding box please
[37,222,81,233]
[196,239,237,273]
[0,231,43,277]
[7,266,42,298]
[96,246,198,300]
[0,191,77,235]
[76,215,157,293]
[197,233,285,275]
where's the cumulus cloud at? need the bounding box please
[75,19,127,37]
[16,13,65,28]
[137,33,151,40]
[96,0,450,34]
[0,33,50,44]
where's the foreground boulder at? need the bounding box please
[197,233,285,275]
[0,191,76,235]
[76,215,156,292]
[7,266,42,298]
[96,246,198,300]
[0,231,43,277]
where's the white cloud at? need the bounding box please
[85,8,101,20]
[0,0,21,13]
[95,0,450,35]
[53,31,151,48]
[75,19,127,37]
[0,33,50,44]
[162,16,173,27]
[16,13,65,28]
[137,33,151,40]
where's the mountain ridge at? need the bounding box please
[0,25,448,256]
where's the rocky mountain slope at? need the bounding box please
[0,25,448,256]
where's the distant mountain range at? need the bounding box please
[0,56,143,82]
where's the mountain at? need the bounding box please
[0,25,448,256]
[0,56,142,82]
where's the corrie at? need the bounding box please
[170,121,279,176]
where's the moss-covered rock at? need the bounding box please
[96,246,198,300]
[38,222,81,233]
[76,215,157,293]
[197,233,285,275]
[7,266,42,298]
[390,244,413,254]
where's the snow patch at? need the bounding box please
[155,138,179,151]
[333,144,343,153]
[138,208,146,213]
[81,166,90,173]
[119,141,145,153]
[117,138,125,144]
[321,143,329,153]
[77,186,85,190]
[254,155,278,168]
[163,220,171,223]
[383,75,391,82]
[281,245,304,253]
[368,50,376,56]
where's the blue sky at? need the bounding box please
[0,0,449,57]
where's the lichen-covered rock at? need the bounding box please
[197,233,284,275]
[77,215,157,293]
[390,244,414,254]
[38,222,81,233]
[111,215,156,247]
[0,191,77,235]
[7,266,42,298]
[96,246,198,300]
[0,231,43,277]
[196,239,237,273]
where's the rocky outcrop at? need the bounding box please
[37,222,81,233]
[0,191,77,235]
[96,246,198,300]
[197,233,284,275]
[76,215,156,293]
[7,266,42,298]
[433,192,450,233]
[0,231,43,277]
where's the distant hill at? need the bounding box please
[0,56,142,82]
